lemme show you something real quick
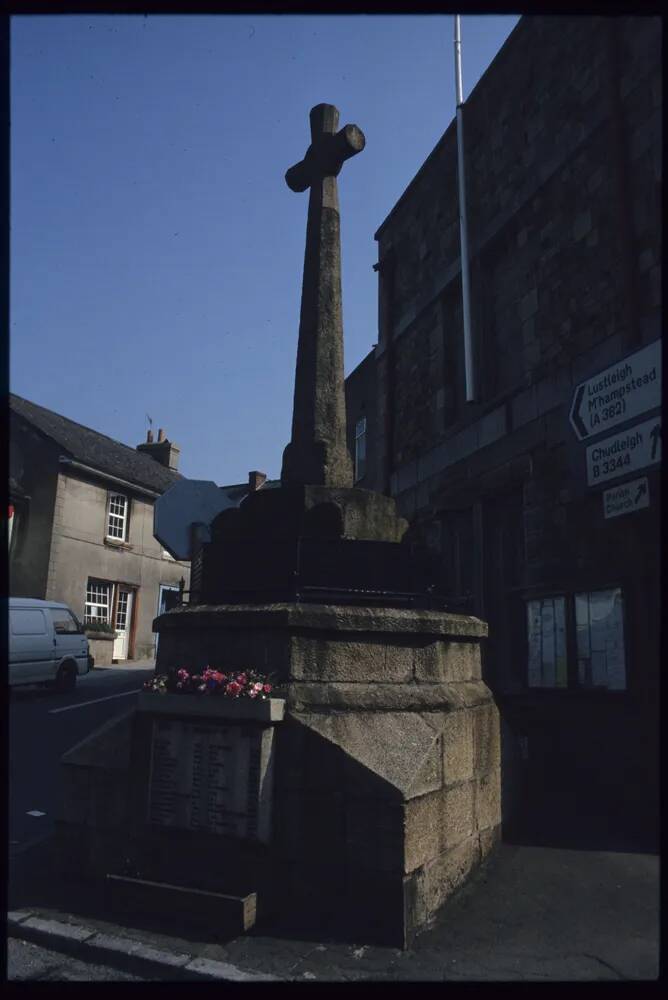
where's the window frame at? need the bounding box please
[106,492,129,542]
[85,579,113,625]
[525,584,628,693]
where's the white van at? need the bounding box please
[9,598,91,692]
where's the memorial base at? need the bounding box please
[57,603,501,947]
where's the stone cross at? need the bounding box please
[281,104,365,488]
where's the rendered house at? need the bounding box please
[9,394,190,662]
[346,16,660,846]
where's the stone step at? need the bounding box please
[105,874,257,937]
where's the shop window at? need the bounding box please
[526,587,626,691]
[106,493,128,541]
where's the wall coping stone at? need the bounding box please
[155,603,487,639]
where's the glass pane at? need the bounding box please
[574,588,626,690]
[541,599,556,687]
[527,596,567,688]
[554,597,568,687]
[527,600,543,686]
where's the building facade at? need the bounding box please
[352,16,661,845]
[9,395,190,662]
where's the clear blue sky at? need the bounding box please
[11,13,520,485]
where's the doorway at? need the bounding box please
[112,586,135,661]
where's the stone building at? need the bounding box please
[349,16,661,846]
[345,346,378,491]
[9,394,190,663]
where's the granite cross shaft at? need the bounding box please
[281,103,365,488]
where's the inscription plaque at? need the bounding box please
[147,718,273,841]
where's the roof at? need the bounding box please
[9,394,181,495]
[9,597,71,609]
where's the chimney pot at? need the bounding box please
[158,428,166,443]
[248,470,267,491]
[147,429,154,443]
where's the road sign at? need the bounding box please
[154,480,242,560]
[570,339,661,441]
[586,416,661,486]
[603,477,650,519]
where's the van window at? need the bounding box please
[49,608,81,635]
[11,609,47,635]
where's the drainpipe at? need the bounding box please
[454,15,476,402]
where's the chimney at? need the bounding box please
[248,470,267,492]
[137,428,180,471]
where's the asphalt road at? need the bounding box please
[9,663,155,855]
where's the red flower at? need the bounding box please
[263,683,272,693]
[226,680,242,697]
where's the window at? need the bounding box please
[85,580,112,624]
[106,493,128,541]
[527,596,568,688]
[49,608,81,634]
[526,587,626,691]
[575,588,626,690]
[354,416,367,482]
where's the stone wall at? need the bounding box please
[360,15,661,843]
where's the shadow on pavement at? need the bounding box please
[502,791,659,856]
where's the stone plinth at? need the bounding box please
[152,602,501,947]
[57,604,500,947]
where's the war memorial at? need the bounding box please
[57,104,501,948]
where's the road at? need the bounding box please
[9,663,155,855]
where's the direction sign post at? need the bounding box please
[570,340,661,441]
[585,416,661,486]
[603,477,650,519]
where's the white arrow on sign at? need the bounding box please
[570,339,661,441]
[586,416,661,486]
[603,477,650,519]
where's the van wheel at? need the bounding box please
[55,662,77,693]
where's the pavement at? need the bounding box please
[8,829,660,982]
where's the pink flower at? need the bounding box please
[226,681,241,697]
[263,683,272,694]
[249,689,258,699]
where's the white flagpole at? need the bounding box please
[454,15,476,402]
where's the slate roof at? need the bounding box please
[9,393,181,495]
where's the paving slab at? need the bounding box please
[8,839,660,982]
